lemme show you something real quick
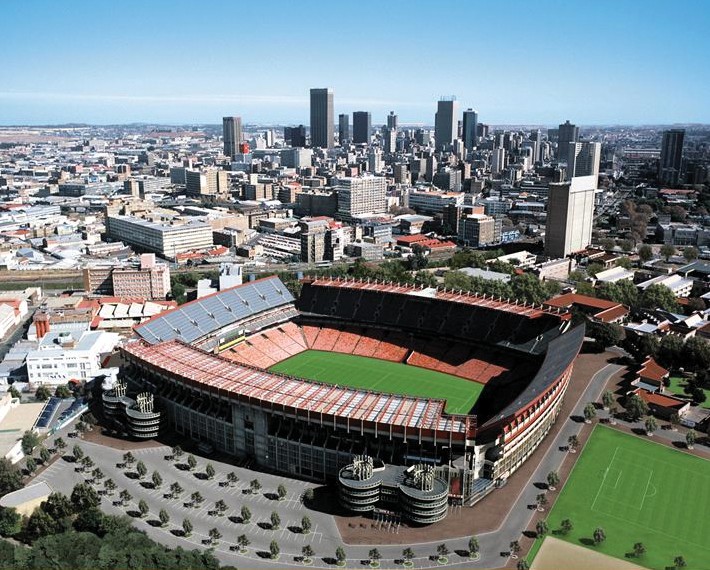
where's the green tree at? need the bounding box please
[560,518,573,535]
[536,520,549,537]
[587,321,623,351]
[511,273,549,305]
[645,416,658,435]
[70,482,99,512]
[336,546,347,566]
[468,536,479,557]
[302,488,314,503]
[135,460,147,479]
[638,244,653,263]
[0,507,21,537]
[8,385,21,399]
[658,334,685,368]
[633,542,646,557]
[237,534,250,552]
[171,445,183,460]
[270,511,281,530]
[158,508,170,527]
[119,489,132,506]
[586,262,605,278]
[190,491,203,507]
[25,457,37,475]
[209,527,222,544]
[241,505,251,523]
[91,467,104,482]
[640,283,680,312]
[402,547,414,564]
[35,385,51,401]
[151,471,162,489]
[443,270,472,291]
[122,451,135,466]
[277,483,287,500]
[683,246,699,262]
[80,455,94,472]
[182,518,193,537]
[226,471,239,486]
[593,527,606,545]
[301,515,312,534]
[72,444,84,462]
[660,244,676,261]
[536,493,548,510]
[55,384,72,398]
[53,437,66,453]
[186,454,197,471]
[169,481,183,498]
[509,540,520,557]
[368,548,382,566]
[25,506,57,540]
[205,463,215,480]
[626,393,649,422]
[437,543,450,560]
[103,478,117,495]
[602,390,615,410]
[21,430,41,456]
[212,499,226,515]
[138,499,149,518]
[686,430,697,449]
[517,561,530,570]
[583,402,597,423]
[38,446,51,465]
[568,434,579,451]
[249,478,262,494]
[674,555,687,568]
[547,471,560,490]
[269,539,280,559]
[302,544,315,563]
[41,492,73,520]
[0,459,22,497]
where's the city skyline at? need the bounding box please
[2,0,710,125]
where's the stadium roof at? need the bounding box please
[124,339,471,435]
[134,276,294,345]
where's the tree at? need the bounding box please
[301,515,312,534]
[645,416,658,435]
[302,544,315,563]
[437,543,450,561]
[402,547,414,565]
[583,402,597,423]
[209,527,222,544]
[302,488,314,503]
[80,456,94,472]
[536,520,549,537]
[35,385,51,401]
[205,463,215,480]
[119,489,132,506]
[213,499,226,515]
[509,540,520,557]
[602,390,615,410]
[72,444,84,462]
[182,518,193,537]
[38,446,51,465]
[336,546,347,566]
[71,482,99,512]
[190,491,203,507]
[123,451,135,466]
[660,244,676,262]
[25,457,37,475]
[547,471,560,490]
[277,483,287,500]
[586,262,605,278]
[269,539,280,559]
[138,499,149,518]
[641,284,680,312]
[186,454,197,471]
[151,471,162,489]
[250,478,262,494]
[103,479,117,495]
[0,459,22,497]
[560,518,573,535]
[568,434,579,452]
[511,273,550,305]
[226,471,239,486]
[686,430,697,449]
[55,384,72,398]
[91,467,104,482]
[21,430,41,456]
[170,481,183,498]
[683,246,699,262]
[135,460,147,479]
[587,321,623,351]
[536,493,548,510]
[54,437,66,452]
[0,506,21,537]
[42,492,73,520]
[674,555,687,568]
[626,393,649,422]
[171,445,183,460]
[368,548,382,566]
[241,505,251,523]
[593,527,606,545]
[468,536,479,557]
[638,244,653,263]
[237,534,250,552]
[158,508,170,527]
[517,561,530,570]
[25,506,56,540]
[633,542,646,557]
[270,511,281,530]
[8,385,21,400]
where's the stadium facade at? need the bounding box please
[116,276,583,519]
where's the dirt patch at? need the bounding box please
[531,537,644,570]
[336,351,621,545]
[80,429,166,451]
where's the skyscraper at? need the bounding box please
[462,108,478,151]
[566,142,601,180]
[335,176,387,221]
[352,111,371,144]
[435,97,459,151]
[659,128,685,186]
[557,120,579,165]
[338,114,349,144]
[387,111,398,130]
[222,116,242,159]
[545,176,596,258]
[310,88,334,148]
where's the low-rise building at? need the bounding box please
[637,274,694,297]
[83,254,171,300]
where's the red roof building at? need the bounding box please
[544,293,629,323]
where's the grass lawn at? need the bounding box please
[269,350,483,414]
[541,425,710,570]
[666,376,710,409]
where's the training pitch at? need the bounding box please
[542,425,710,570]
[269,350,483,414]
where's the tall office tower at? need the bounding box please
[335,176,387,221]
[387,111,398,130]
[491,148,506,174]
[310,88,334,148]
[338,113,350,144]
[222,116,242,159]
[434,97,459,151]
[287,125,306,147]
[383,127,397,154]
[557,120,579,164]
[530,129,543,163]
[352,111,372,144]
[659,128,685,186]
[566,142,601,180]
[462,108,478,151]
[545,176,596,258]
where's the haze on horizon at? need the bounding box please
[2,0,709,126]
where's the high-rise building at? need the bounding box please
[462,108,478,151]
[286,125,307,148]
[222,116,242,159]
[545,176,596,258]
[566,142,601,180]
[338,114,349,144]
[458,213,496,247]
[310,88,334,148]
[352,111,372,144]
[659,129,685,186]
[434,97,459,151]
[387,111,398,130]
[383,128,397,154]
[557,120,579,165]
[491,148,506,174]
[185,169,230,197]
[335,176,387,221]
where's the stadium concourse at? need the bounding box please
[116,276,584,521]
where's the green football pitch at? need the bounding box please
[268,350,483,414]
[540,425,710,569]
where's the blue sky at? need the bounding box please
[1,0,709,125]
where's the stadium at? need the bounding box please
[115,275,584,522]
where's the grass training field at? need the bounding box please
[541,425,710,570]
[269,350,483,414]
